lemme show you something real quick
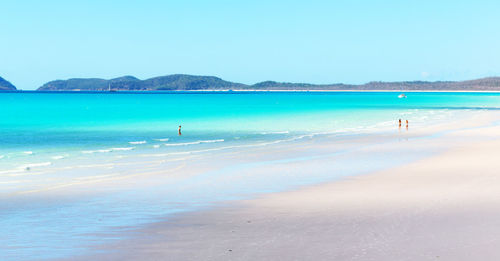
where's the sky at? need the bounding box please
[1,0,500,90]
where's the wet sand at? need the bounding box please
[72,112,500,261]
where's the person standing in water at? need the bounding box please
[398,119,402,129]
[178,125,182,136]
[405,120,409,130]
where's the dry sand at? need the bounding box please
[75,112,500,261]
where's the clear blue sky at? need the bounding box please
[2,0,500,90]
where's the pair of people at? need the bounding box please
[398,119,408,129]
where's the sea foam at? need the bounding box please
[164,139,224,147]
[260,131,289,135]
[82,149,112,154]
[129,141,147,145]
[110,147,135,151]
[21,162,52,171]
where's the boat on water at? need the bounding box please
[398,93,407,98]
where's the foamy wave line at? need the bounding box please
[260,131,289,135]
[0,169,24,175]
[20,162,52,170]
[200,139,224,143]
[23,151,34,155]
[111,147,135,151]
[129,141,147,145]
[0,155,4,160]
[145,136,311,157]
[164,142,200,147]
[154,138,170,141]
[0,161,53,175]
[52,155,66,160]
[82,147,135,154]
[164,139,224,147]
[82,149,112,154]
[73,163,115,169]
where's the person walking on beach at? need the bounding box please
[405,120,409,130]
[398,119,402,129]
[178,125,182,136]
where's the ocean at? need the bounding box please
[1,91,500,259]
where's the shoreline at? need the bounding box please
[7,89,500,93]
[5,111,444,260]
[4,89,500,94]
[69,110,500,260]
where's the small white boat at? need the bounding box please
[398,93,407,98]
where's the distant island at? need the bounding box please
[4,74,500,92]
[0,76,16,91]
[38,75,246,91]
[36,75,500,91]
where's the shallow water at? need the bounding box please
[1,91,500,259]
[3,91,497,170]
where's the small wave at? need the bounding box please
[111,147,135,151]
[129,141,147,145]
[52,155,66,160]
[164,141,200,147]
[21,162,52,170]
[164,139,224,147]
[260,131,290,135]
[0,155,4,160]
[82,147,135,153]
[200,139,224,143]
[144,136,312,157]
[82,149,112,154]
[143,151,192,157]
[154,138,170,142]
[23,151,34,155]
[74,163,115,169]
[0,168,24,175]
[153,145,160,148]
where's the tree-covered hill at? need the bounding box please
[36,75,500,91]
[0,76,16,91]
[38,74,246,91]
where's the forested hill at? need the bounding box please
[37,75,246,91]
[0,76,16,90]
[36,75,500,91]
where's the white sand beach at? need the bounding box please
[67,111,500,261]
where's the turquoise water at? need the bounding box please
[2,91,499,153]
[1,91,500,260]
